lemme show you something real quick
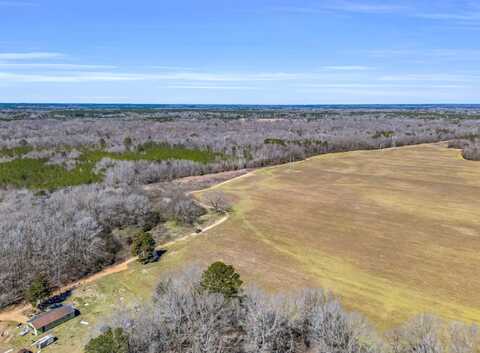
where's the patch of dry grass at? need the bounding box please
[190,143,480,328]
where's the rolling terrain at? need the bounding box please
[192,143,480,327]
[2,142,480,352]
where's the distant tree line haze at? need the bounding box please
[1,109,479,189]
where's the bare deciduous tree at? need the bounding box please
[0,184,155,308]
[205,191,232,213]
[93,268,386,353]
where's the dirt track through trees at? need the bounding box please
[0,173,251,324]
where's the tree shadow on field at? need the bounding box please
[153,249,168,263]
[39,289,73,310]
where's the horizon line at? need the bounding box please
[1,102,480,106]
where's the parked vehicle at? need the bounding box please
[33,335,56,350]
[46,303,63,311]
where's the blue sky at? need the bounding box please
[0,0,479,104]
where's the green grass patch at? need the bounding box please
[0,143,220,190]
[0,209,223,353]
[372,130,395,139]
[0,159,101,190]
[80,142,219,164]
[0,145,34,157]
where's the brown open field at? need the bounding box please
[189,143,480,327]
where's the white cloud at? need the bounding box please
[0,71,306,83]
[60,96,130,101]
[167,85,259,90]
[162,72,302,82]
[322,65,372,71]
[0,52,64,60]
[323,1,407,13]
[366,49,418,57]
[300,83,467,89]
[149,65,197,71]
[300,83,465,88]
[0,63,475,105]
[273,1,407,15]
[1,68,475,89]
[379,74,477,83]
[271,6,329,14]
[273,1,480,25]
[0,63,117,70]
[0,72,141,83]
[365,48,480,60]
[414,12,480,21]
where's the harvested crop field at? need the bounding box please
[183,143,480,327]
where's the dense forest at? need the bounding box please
[1,108,479,309]
[1,109,479,189]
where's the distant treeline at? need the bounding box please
[1,112,480,189]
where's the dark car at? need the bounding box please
[47,303,63,311]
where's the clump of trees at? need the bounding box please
[0,184,156,308]
[155,187,206,225]
[448,136,480,161]
[131,231,156,264]
[0,180,210,308]
[24,274,51,307]
[200,261,243,298]
[461,141,480,161]
[85,327,129,353]
[86,265,480,353]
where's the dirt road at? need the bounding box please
[0,172,251,325]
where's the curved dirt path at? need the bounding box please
[0,215,229,324]
[0,307,27,324]
[0,143,452,326]
[0,173,252,325]
[0,153,359,324]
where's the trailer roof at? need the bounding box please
[28,305,75,329]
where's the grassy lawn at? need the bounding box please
[4,259,186,353]
[0,211,219,353]
[0,158,101,190]
[0,146,34,157]
[80,142,219,164]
